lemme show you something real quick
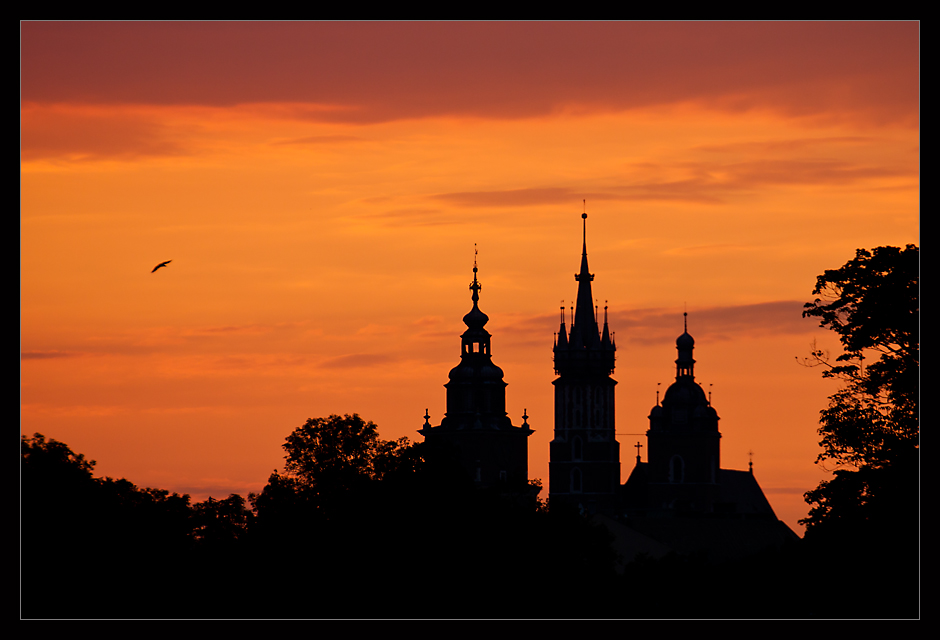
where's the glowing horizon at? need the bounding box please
[21,21,919,534]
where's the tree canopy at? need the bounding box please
[799,244,918,541]
[282,413,411,487]
[249,413,421,529]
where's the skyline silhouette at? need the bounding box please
[21,22,919,537]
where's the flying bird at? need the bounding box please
[151,260,172,273]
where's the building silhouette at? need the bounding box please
[549,213,619,512]
[620,313,784,513]
[419,255,533,488]
[629,312,723,512]
[419,214,796,560]
[549,214,797,561]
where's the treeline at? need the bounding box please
[21,412,915,619]
[22,418,621,619]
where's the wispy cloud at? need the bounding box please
[21,350,81,360]
[428,153,914,210]
[353,208,465,227]
[610,301,813,344]
[497,301,814,348]
[662,244,756,256]
[320,353,398,369]
[272,134,362,145]
[433,188,575,208]
[692,136,877,155]
[183,324,274,336]
[21,104,193,162]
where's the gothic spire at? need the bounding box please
[572,212,599,347]
[553,210,615,377]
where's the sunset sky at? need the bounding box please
[21,22,919,534]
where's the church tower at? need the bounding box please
[419,254,532,488]
[549,214,619,512]
[644,313,721,511]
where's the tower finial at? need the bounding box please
[470,244,481,303]
[582,210,587,254]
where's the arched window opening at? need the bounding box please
[669,455,685,484]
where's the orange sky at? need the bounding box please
[21,22,919,534]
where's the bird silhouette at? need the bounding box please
[151,260,172,273]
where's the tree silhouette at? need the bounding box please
[20,422,651,618]
[192,493,253,547]
[250,413,417,530]
[21,433,200,617]
[797,245,918,617]
[799,245,918,532]
[282,413,410,488]
[801,245,918,468]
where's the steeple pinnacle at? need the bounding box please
[572,212,598,347]
[582,210,588,257]
[556,302,569,349]
[553,209,615,376]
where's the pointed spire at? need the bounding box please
[572,212,598,346]
[553,208,615,376]
[556,302,569,348]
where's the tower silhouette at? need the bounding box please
[549,213,619,512]
[419,254,532,488]
[644,313,722,511]
[620,314,785,521]
[607,312,797,561]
